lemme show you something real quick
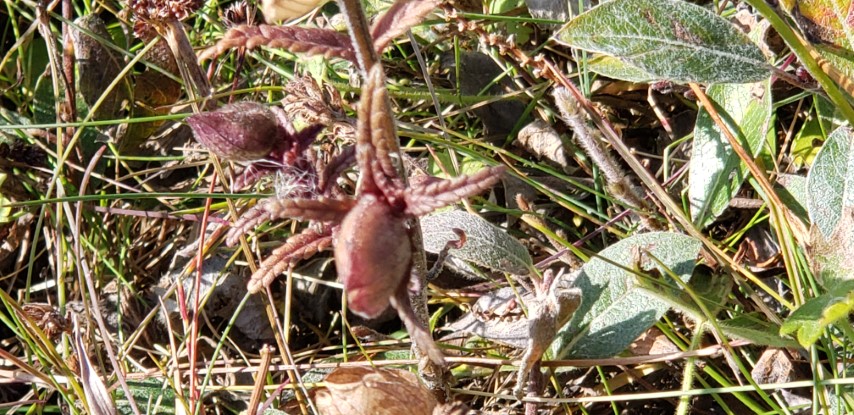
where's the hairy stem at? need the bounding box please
[337,0,379,73]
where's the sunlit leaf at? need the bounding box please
[718,313,799,348]
[555,0,770,83]
[781,282,854,347]
[551,232,701,359]
[807,126,854,238]
[586,55,657,83]
[689,80,773,228]
[422,210,532,275]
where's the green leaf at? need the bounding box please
[0,174,12,223]
[689,80,773,228]
[809,206,854,285]
[586,55,657,83]
[421,210,533,275]
[551,232,701,359]
[554,0,770,83]
[775,174,810,225]
[32,70,106,159]
[635,266,731,323]
[717,313,798,348]
[791,106,826,169]
[781,282,854,348]
[807,126,854,238]
[0,108,32,145]
[116,379,177,415]
[775,0,854,52]
[489,0,533,43]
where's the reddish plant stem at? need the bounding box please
[338,0,448,398]
[188,171,218,408]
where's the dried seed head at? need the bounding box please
[128,0,201,22]
[187,102,282,162]
[222,1,260,27]
[128,0,201,37]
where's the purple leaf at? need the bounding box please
[187,102,281,162]
[405,165,506,216]
[371,0,442,53]
[198,24,356,62]
[248,227,333,293]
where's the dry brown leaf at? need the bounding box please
[315,367,438,415]
[751,348,795,384]
[516,119,573,173]
[72,315,117,415]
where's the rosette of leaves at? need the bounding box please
[223,67,505,364]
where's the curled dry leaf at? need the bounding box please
[515,119,573,173]
[315,367,438,415]
[750,348,812,408]
[72,315,117,415]
[446,270,581,397]
[19,303,70,340]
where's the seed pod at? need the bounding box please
[334,194,411,318]
[186,102,281,162]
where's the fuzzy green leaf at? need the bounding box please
[807,126,854,239]
[781,282,854,348]
[586,55,657,83]
[116,379,177,415]
[554,0,769,83]
[635,267,731,323]
[775,174,810,225]
[718,313,798,348]
[689,80,773,228]
[551,232,701,359]
[422,210,532,275]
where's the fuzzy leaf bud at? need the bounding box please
[187,102,281,162]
